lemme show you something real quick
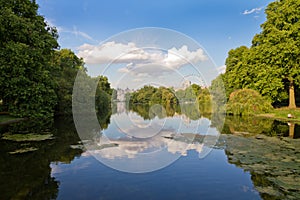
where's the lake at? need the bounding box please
[1,103,299,199]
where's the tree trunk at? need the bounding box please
[289,80,296,109]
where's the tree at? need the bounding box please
[251,0,300,108]
[0,0,59,118]
[210,74,226,113]
[223,46,250,98]
[51,49,85,115]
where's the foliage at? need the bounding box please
[210,74,226,113]
[130,85,178,105]
[0,0,58,118]
[222,0,300,108]
[198,88,212,114]
[226,89,273,116]
[51,49,85,115]
[176,84,200,103]
[223,46,251,99]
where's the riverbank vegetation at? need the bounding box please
[0,0,112,121]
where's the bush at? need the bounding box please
[226,89,273,116]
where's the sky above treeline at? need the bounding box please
[37,0,274,88]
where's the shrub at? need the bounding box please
[226,89,273,116]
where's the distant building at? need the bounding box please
[182,80,191,89]
[116,88,133,102]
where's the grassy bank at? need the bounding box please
[256,107,300,124]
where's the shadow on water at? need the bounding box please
[0,116,96,199]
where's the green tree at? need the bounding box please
[51,49,85,115]
[210,74,226,113]
[251,0,300,108]
[223,46,250,98]
[0,0,59,118]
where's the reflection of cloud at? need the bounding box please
[77,42,208,76]
[243,7,263,15]
[84,131,205,159]
[50,161,92,176]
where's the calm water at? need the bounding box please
[1,103,299,199]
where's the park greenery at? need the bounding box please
[127,84,213,115]
[226,89,273,116]
[0,0,112,120]
[129,0,300,117]
[220,0,300,109]
[1,0,299,121]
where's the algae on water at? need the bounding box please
[9,147,38,154]
[221,134,300,199]
[2,133,54,142]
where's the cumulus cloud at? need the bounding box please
[77,42,153,64]
[77,41,208,76]
[243,7,263,15]
[217,65,226,74]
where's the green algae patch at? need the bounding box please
[9,147,38,154]
[222,134,300,199]
[2,133,54,142]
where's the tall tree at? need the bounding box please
[223,46,250,98]
[0,0,59,118]
[51,49,85,115]
[251,0,300,108]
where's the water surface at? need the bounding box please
[1,103,299,199]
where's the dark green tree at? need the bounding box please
[51,49,85,115]
[0,0,59,118]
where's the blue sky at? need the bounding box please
[37,0,274,88]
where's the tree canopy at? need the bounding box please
[0,0,59,118]
[222,0,300,108]
[0,0,113,119]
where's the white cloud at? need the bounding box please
[133,78,143,82]
[243,7,263,15]
[77,41,208,76]
[78,42,151,64]
[217,65,226,74]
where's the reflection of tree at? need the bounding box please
[221,116,274,136]
[129,103,207,121]
[221,116,295,138]
[0,117,83,199]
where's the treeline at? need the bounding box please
[0,0,112,119]
[212,0,300,110]
[129,86,178,105]
[128,84,213,113]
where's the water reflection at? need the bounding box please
[0,117,82,199]
[0,102,299,199]
[82,102,220,173]
[221,116,300,138]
